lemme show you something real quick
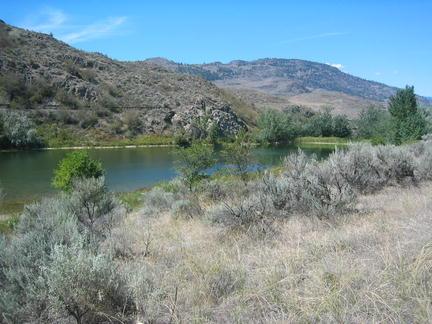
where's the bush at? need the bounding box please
[123,111,142,136]
[0,197,82,322]
[261,151,355,219]
[52,151,104,191]
[327,144,417,193]
[210,192,271,232]
[171,198,203,219]
[144,187,175,212]
[0,179,128,323]
[44,243,124,324]
[222,131,254,182]
[68,177,121,238]
[0,111,42,148]
[174,142,215,190]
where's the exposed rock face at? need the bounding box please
[171,98,246,137]
[0,21,248,137]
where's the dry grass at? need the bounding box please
[114,182,432,323]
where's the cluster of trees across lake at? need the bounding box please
[0,85,430,150]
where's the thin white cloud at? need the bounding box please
[280,32,348,44]
[22,8,127,44]
[59,16,127,43]
[375,72,382,76]
[326,63,344,70]
[24,8,67,32]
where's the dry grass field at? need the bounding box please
[114,182,432,323]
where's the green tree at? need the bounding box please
[388,86,426,143]
[356,106,390,139]
[52,151,104,191]
[175,142,215,190]
[222,130,254,182]
[305,110,334,137]
[257,110,297,143]
[332,115,352,138]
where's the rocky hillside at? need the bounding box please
[0,21,247,140]
[146,58,431,116]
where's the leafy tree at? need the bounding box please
[222,130,254,182]
[175,142,215,190]
[305,110,334,137]
[332,115,352,138]
[388,86,426,143]
[52,151,104,191]
[356,106,390,139]
[257,110,297,143]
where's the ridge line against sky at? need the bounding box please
[1,0,431,96]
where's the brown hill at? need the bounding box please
[145,58,431,116]
[0,21,247,141]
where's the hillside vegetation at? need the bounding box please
[0,21,247,144]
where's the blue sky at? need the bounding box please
[2,1,432,96]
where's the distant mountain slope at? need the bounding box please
[146,58,431,116]
[0,21,247,138]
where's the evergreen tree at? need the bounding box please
[388,86,426,144]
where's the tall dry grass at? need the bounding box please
[111,182,432,323]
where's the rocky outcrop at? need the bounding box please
[0,21,248,137]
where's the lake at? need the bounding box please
[0,145,335,208]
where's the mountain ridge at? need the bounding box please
[145,57,431,115]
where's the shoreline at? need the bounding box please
[0,143,177,153]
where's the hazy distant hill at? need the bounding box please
[146,58,431,116]
[0,21,247,138]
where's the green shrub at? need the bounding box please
[222,131,254,182]
[52,151,104,191]
[174,142,215,190]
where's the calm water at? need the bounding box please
[0,145,334,205]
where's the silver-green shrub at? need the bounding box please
[0,178,129,323]
[68,177,123,239]
[44,242,126,323]
[143,187,176,212]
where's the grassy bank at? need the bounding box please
[294,136,351,145]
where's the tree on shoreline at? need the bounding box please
[389,86,426,144]
[52,151,104,191]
